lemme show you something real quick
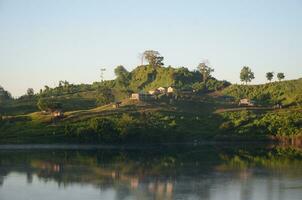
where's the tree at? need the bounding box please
[240,66,255,84]
[266,72,274,82]
[96,86,115,105]
[114,65,130,88]
[192,82,206,93]
[0,86,12,104]
[44,85,50,92]
[277,73,285,81]
[142,50,164,67]
[197,62,214,83]
[27,88,34,96]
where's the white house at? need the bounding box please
[52,110,64,118]
[148,89,160,95]
[238,98,255,106]
[167,86,174,93]
[157,87,166,94]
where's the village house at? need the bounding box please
[238,98,255,106]
[52,110,64,118]
[167,86,174,93]
[157,87,167,94]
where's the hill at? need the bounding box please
[222,78,302,107]
[0,65,301,144]
[0,65,228,115]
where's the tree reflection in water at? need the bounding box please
[0,144,302,200]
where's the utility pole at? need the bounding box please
[100,68,106,82]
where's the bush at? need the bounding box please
[37,98,62,111]
[220,110,302,136]
[206,79,230,91]
[192,82,206,93]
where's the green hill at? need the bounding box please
[0,65,228,115]
[128,65,201,91]
[1,65,302,144]
[222,78,302,106]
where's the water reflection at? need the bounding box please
[0,144,302,200]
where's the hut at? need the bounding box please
[157,87,167,94]
[238,98,255,106]
[167,86,175,93]
[52,110,64,118]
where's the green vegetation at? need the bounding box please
[142,50,164,67]
[277,72,285,81]
[266,72,274,82]
[240,66,255,84]
[197,62,214,83]
[222,78,302,106]
[37,98,62,112]
[219,110,302,136]
[0,51,301,144]
[0,85,12,105]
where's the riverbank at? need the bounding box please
[1,97,301,145]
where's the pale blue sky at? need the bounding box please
[0,0,301,96]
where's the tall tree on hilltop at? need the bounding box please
[114,65,130,88]
[277,72,285,81]
[240,66,255,84]
[142,50,164,68]
[197,62,214,83]
[266,72,274,82]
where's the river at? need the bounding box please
[0,144,301,200]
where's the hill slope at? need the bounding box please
[222,78,302,106]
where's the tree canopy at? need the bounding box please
[96,86,115,105]
[114,65,130,88]
[266,72,274,82]
[277,73,285,81]
[240,66,255,84]
[143,50,164,67]
[197,62,214,83]
[27,88,34,96]
[0,86,12,103]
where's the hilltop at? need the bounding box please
[0,64,229,115]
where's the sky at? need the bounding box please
[0,0,301,97]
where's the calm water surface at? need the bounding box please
[0,144,302,200]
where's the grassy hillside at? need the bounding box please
[0,65,227,115]
[222,78,302,106]
[128,65,201,91]
[0,91,99,116]
[1,65,301,144]
[0,99,226,143]
[1,93,301,144]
